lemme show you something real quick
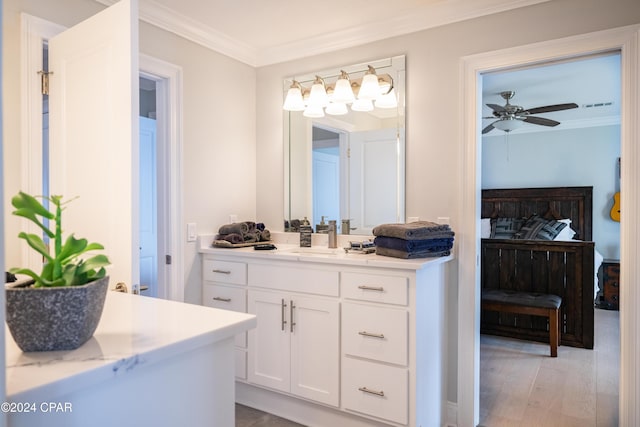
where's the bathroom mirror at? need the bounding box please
[284,55,405,235]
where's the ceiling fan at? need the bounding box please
[482,90,578,134]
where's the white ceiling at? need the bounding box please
[97,0,550,66]
[104,0,620,129]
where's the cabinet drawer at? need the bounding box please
[342,272,408,305]
[203,259,247,285]
[248,264,339,296]
[342,302,408,365]
[203,284,247,348]
[342,357,408,425]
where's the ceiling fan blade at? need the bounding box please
[523,116,561,127]
[525,103,578,115]
[482,122,496,134]
[486,103,506,113]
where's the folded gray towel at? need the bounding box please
[375,246,451,259]
[372,221,452,240]
[216,233,244,244]
[219,222,249,235]
[259,229,271,241]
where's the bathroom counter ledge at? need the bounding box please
[5,291,256,426]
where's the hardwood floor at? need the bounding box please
[479,308,619,426]
[236,404,305,427]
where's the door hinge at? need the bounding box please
[165,255,172,265]
[37,70,53,95]
[347,148,351,158]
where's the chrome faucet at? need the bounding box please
[328,220,337,248]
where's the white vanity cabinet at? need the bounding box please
[199,241,452,427]
[247,262,340,407]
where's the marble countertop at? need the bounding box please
[5,291,256,401]
[198,233,454,270]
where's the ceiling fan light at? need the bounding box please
[283,82,305,111]
[375,88,397,109]
[493,118,523,132]
[325,102,348,116]
[351,98,374,112]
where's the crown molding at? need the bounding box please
[96,0,551,67]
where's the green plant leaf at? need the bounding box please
[17,232,53,262]
[11,192,55,238]
[57,234,88,263]
[77,255,111,274]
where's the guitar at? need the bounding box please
[610,191,620,222]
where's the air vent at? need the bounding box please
[582,101,614,108]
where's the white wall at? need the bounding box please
[256,0,640,406]
[482,125,621,259]
[2,0,257,304]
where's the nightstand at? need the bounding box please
[599,259,620,310]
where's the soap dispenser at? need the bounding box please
[316,216,329,233]
[328,220,337,248]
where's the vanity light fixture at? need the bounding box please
[332,70,356,104]
[357,65,381,101]
[283,65,397,115]
[283,80,306,111]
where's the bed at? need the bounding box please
[480,186,601,349]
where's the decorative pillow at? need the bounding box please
[481,218,491,238]
[554,219,577,241]
[517,215,568,240]
[490,217,525,239]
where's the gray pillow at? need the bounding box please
[516,215,568,240]
[490,217,525,239]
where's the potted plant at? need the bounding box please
[6,191,111,352]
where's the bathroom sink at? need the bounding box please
[281,247,344,256]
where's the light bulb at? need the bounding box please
[282,81,305,111]
[358,66,381,100]
[351,98,374,112]
[332,71,355,104]
[303,105,325,118]
[306,76,329,107]
[325,102,348,116]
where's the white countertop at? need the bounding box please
[5,291,256,401]
[198,233,454,270]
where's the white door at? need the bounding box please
[247,290,291,393]
[139,116,158,296]
[48,0,139,286]
[312,150,340,227]
[350,128,400,234]
[290,296,339,407]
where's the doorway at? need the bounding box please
[478,52,621,424]
[458,25,640,426]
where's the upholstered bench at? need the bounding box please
[481,289,562,357]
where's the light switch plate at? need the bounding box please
[187,222,197,242]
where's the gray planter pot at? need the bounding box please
[5,276,110,352]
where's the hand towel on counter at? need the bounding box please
[372,221,454,240]
[375,246,452,259]
[214,220,272,247]
[374,236,454,253]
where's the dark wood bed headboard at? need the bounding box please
[481,186,593,241]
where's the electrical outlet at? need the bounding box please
[229,214,238,223]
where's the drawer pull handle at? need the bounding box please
[358,285,384,292]
[281,299,288,331]
[358,331,385,339]
[290,300,296,333]
[212,269,231,274]
[358,387,385,397]
[212,297,231,302]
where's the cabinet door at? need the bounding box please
[290,297,340,407]
[247,290,290,393]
